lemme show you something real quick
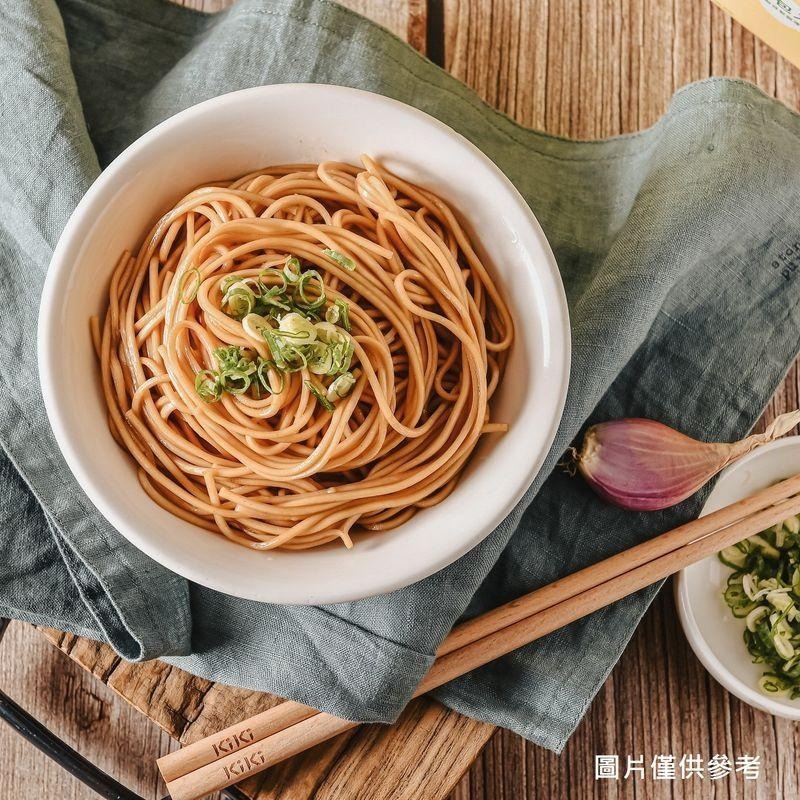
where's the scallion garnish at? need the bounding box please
[295,269,326,310]
[195,370,223,403]
[194,347,287,402]
[323,248,356,271]
[256,358,284,395]
[278,312,317,341]
[205,255,358,409]
[305,380,335,412]
[721,513,800,699]
[307,342,335,375]
[326,371,355,402]
[219,274,240,295]
[325,304,340,324]
[334,298,351,332]
[225,287,256,318]
[283,256,301,284]
[220,368,253,395]
[258,267,287,294]
[212,345,248,371]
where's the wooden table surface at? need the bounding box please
[7,1,800,798]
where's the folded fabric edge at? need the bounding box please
[0,411,192,661]
[162,613,436,723]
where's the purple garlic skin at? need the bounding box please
[576,418,733,511]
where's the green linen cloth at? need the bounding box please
[2,0,800,752]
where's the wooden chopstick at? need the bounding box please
[438,471,800,656]
[158,472,800,781]
[160,474,800,800]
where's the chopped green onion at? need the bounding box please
[213,346,245,371]
[330,336,354,374]
[219,275,240,295]
[256,358,284,395]
[296,269,326,310]
[209,257,357,403]
[262,294,292,313]
[325,304,340,324]
[284,348,310,372]
[314,321,339,343]
[195,346,258,402]
[283,256,301,283]
[226,287,256,318]
[721,512,800,697]
[220,369,252,395]
[327,372,355,402]
[307,342,335,375]
[242,313,271,342]
[258,268,287,295]
[279,312,317,341]
[323,248,356,271]
[264,328,309,372]
[194,370,222,403]
[334,298,351,332]
[305,380,335,412]
[261,328,287,370]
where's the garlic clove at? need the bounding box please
[575,411,800,512]
[576,418,730,511]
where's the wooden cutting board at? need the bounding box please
[36,2,800,799]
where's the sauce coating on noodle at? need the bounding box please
[95,157,513,550]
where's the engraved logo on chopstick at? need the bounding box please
[211,727,255,757]
[221,750,266,780]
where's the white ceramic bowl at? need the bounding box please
[676,437,800,719]
[38,85,570,604]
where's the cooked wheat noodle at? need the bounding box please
[96,157,513,550]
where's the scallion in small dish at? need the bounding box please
[720,514,800,698]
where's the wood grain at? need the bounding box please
[37,626,493,800]
[1,0,797,799]
[444,0,800,136]
[0,621,178,799]
[444,1,800,798]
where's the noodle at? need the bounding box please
[96,157,513,550]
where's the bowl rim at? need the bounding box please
[675,436,800,720]
[37,83,571,603]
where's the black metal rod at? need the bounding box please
[0,618,154,799]
[0,619,251,800]
[0,688,147,800]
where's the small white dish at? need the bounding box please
[38,84,570,605]
[675,436,800,719]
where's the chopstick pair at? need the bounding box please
[158,473,800,800]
